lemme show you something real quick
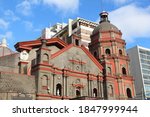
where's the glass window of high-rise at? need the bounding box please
[139,48,150,99]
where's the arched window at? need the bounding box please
[122,67,127,75]
[105,49,111,55]
[43,53,49,63]
[126,88,132,98]
[107,67,112,75]
[56,84,62,96]
[108,85,114,97]
[41,75,48,87]
[76,87,81,97]
[93,88,98,97]
[94,51,97,58]
[119,49,123,55]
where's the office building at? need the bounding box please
[127,46,150,99]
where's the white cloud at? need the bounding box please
[23,21,41,32]
[0,31,13,39]
[4,10,20,21]
[16,0,31,16]
[42,0,79,14]
[16,0,79,16]
[109,4,150,42]
[30,0,41,4]
[112,0,133,5]
[0,19,9,29]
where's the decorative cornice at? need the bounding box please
[69,59,86,65]
[36,93,70,99]
[72,83,85,88]
[15,38,67,52]
[32,63,103,80]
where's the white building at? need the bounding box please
[41,18,98,48]
[41,23,67,39]
[127,46,150,99]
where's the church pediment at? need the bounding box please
[15,38,67,52]
[51,44,103,72]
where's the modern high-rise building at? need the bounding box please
[127,46,150,99]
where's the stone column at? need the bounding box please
[87,73,90,97]
[114,59,119,75]
[65,76,68,97]
[52,73,56,95]
[49,73,53,94]
[117,79,124,99]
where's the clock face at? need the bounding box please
[20,50,29,61]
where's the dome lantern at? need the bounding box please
[100,11,110,23]
[92,11,121,35]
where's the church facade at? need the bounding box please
[0,12,135,100]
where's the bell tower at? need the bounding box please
[89,11,135,99]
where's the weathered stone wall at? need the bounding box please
[51,47,101,74]
[0,53,19,73]
[0,71,36,100]
[33,45,103,99]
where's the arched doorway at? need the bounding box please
[126,88,132,98]
[76,87,81,97]
[93,88,98,97]
[56,84,62,96]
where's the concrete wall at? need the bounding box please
[127,46,143,99]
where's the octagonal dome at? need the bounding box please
[93,11,121,34]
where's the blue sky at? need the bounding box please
[0,0,150,51]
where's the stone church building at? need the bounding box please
[0,12,135,100]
